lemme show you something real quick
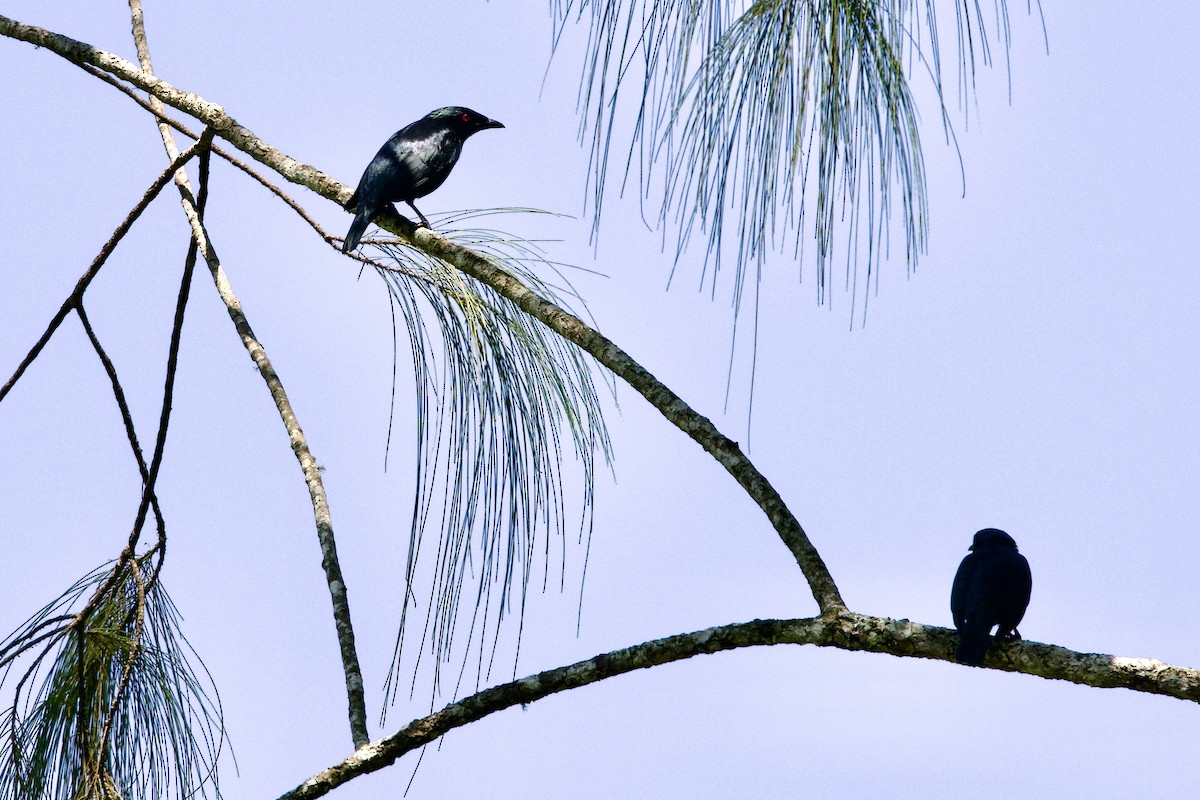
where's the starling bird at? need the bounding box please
[342,106,504,252]
[950,528,1032,666]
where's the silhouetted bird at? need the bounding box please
[342,106,504,252]
[950,528,1032,666]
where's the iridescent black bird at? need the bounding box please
[950,528,1032,666]
[341,106,504,252]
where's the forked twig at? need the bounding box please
[0,141,209,405]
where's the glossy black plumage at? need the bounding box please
[950,528,1032,666]
[342,106,504,252]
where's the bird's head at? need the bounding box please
[969,527,1018,551]
[428,106,505,137]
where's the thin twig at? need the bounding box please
[9,633,61,724]
[82,63,347,247]
[0,624,69,672]
[123,132,217,572]
[67,128,217,637]
[0,613,72,659]
[74,619,90,784]
[124,0,369,747]
[0,141,209,404]
[76,303,167,561]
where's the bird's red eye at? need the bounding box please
[461,113,470,122]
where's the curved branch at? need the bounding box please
[169,154,370,748]
[127,0,369,749]
[0,13,845,614]
[280,611,1200,799]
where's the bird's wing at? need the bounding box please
[950,554,976,630]
[990,550,1032,636]
[365,128,461,201]
[400,128,462,197]
[357,148,410,203]
[1017,553,1032,605]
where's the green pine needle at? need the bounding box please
[553,0,1040,322]
[0,560,226,800]
[367,212,613,709]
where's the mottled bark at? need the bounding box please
[280,612,1200,800]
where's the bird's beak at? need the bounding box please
[484,118,505,129]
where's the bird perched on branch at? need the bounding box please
[341,106,504,252]
[950,528,1032,666]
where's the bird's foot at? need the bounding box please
[406,202,432,230]
[399,215,431,231]
[996,629,1023,643]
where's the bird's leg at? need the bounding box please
[407,201,432,229]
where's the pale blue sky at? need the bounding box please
[2,2,1199,797]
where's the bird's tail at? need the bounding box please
[956,620,991,666]
[342,205,372,253]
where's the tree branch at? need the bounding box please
[118,1,370,748]
[176,126,371,750]
[280,610,1200,800]
[0,12,844,614]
